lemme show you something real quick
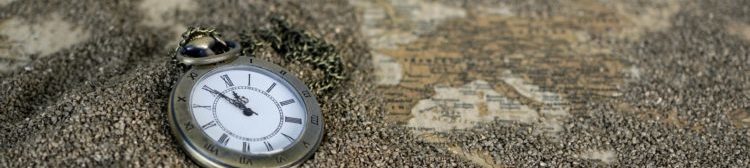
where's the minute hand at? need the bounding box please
[207,89,257,116]
[230,98,258,116]
[232,91,258,116]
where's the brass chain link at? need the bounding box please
[173,18,346,95]
[239,17,346,95]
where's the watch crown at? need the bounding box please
[175,27,241,65]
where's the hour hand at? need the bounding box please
[232,91,257,116]
[204,86,232,101]
[242,108,257,116]
[231,91,246,104]
[204,86,249,113]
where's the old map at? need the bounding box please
[352,0,747,166]
[1,0,749,167]
[353,0,673,128]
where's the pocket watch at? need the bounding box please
[168,27,324,167]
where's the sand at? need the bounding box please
[1,0,749,167]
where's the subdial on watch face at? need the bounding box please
[189,67,306,154]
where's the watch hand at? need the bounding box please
[208,89,256,116]
[206,88,230,100]
[227,95,257,116]
[242,108,257,116]
[232,91,258,116]
[231,91,244,103]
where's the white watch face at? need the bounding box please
[189,66,307,155]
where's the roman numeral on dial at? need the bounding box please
[276,156,286,163]
[242,141,252,153]
[239,156,253,165]
[311,115,319,125]
[184,122,194,131]
[202,85,220,96]
[218,133,230,146]
[264,141,273,151]
[282,133,295,142]
[192,104,211,110]
[280,99,295,106]
[221,74,234,87]
[285,117,302,124]
[189,72,198,80]
[266,83,276,93]
[202,121,217,129]
[204,143,219,155]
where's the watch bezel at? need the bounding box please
[168,56,324,168]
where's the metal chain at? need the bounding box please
[239,17,346,95]
[172,18,346,95]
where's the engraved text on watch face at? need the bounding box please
[189,67,306,154]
